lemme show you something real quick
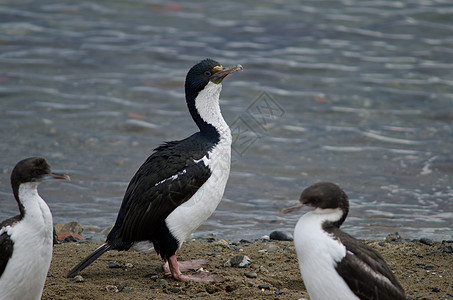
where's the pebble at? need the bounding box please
[105,285,119,292]
[54,222,83,235]
[419,238,434,246]
[150,284,162,289]
[206,285,221,294]
[260,235,270,241]
[74,275,84,282]
[262,244,279,253]
[244,271,257,278]
[108,261,122,268]
[157,279,168,287]
[258,284,270,290]
[224,255,252,268]
[269,231,293,241]
[384,232,402,242]
[214,239,230,248]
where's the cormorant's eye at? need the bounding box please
[204,71,212,77]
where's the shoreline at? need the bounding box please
[43,232,453,299]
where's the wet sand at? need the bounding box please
[43,236,452,299]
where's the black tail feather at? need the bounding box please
[66,243,112,278]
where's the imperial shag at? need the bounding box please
[281,182,405,300]
[67,59,243,281]
[0,157,69,300]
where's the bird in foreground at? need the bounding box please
[0,157,69,300]
[67,59,243,282]
[281,182,405,300]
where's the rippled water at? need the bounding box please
[1,0,452,242]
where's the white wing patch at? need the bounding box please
[154,169,187,187]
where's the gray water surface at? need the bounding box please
[1,0,452,241]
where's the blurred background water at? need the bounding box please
[0,0,452,241]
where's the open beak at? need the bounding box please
[211,64,243,83]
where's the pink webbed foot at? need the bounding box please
[164,255,223,282]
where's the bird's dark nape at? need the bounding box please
[66,243,112,278]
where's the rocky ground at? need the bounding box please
[43,227,453,300]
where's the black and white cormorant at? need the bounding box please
[281,182,405,300]
[0,157,69,300]
[67,58,243,281]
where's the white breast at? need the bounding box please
[0,182,54,300]
[165,81,232,246]
[294,208,359,300]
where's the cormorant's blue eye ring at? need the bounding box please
[204,71,212,77]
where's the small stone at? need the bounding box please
[150,284,162,289]
[105,285,118,292]
[432,287,440,292]
[275,289,283,295]
[108,261,121,268]
[206,285,221,294]
[190,295,197,299]
[260,235,270,241]
[54,222,83,235]
[74,275,84,282]
[269,231,293,241]
[224,255,252,268]
[262,244,279,253]
[384,232,402,242]
[419,238,434,246]
[258,284,270,290]
[235,246,244,251]
[157,279,168,287]
[214,239,230,248]
[124,263,133,268]
[170,287,180,293]
[424,265,435,270]
[163,289,170,294]
[244,272,257,278]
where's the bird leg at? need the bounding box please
[164,255,223,282]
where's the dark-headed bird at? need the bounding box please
[67,59,243,282]
[281,182,405,300]
[0,157,69,299]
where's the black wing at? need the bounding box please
[330,227,405,300]
[108,135,213,245]
[0,216,20,277]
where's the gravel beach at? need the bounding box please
[43,230,452,300]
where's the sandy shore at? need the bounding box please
[42,233,452,300]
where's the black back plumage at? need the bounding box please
[324,226,406,299]
[107,132,216,249]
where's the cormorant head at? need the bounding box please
[185,58,243,95]
[11,157,70,187]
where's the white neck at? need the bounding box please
[309,207,344,224]
[195,81,231,139]
[18,182,53,227]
